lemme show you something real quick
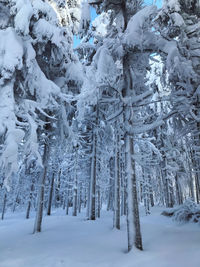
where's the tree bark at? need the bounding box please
[126,135,143,251]
[1,193,7,220]
[33,143,48,233]
[78,185,82,214]
[47,173,55,216]
[175,174,183,205]
[114,131,120,229]
[73,146,78,216]
[55,169,61,208]
[26,181,34,219]
[107,158,114,211]
[89,105,98,220]
[97,185,101,218]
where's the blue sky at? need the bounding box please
[146,0,162,8]
[74,0,162,47]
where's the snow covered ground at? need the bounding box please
[0,207,199,267]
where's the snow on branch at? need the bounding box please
[123,5,157,49]
[126,118,164,135]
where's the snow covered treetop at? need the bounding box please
[89,0,144,23]
[123,5,157,49]
[50,0,82,34]
[163,0,200,16]
[79,0,91,37]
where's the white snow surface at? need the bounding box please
[0,207,199,267]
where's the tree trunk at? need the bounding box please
[84,186,87,208]
[89,131,97,220]
[66,186,70,215]
[126,135,143,251]
[122,40,143,251]
[1,193,7,220]
[175,174,183,205]
[26,181,34,219]
[142,169,150,215]
[97,185,101,218]
[121,175,126,216]
[47,173,55,216]
[12,193,19,213]
[114,131,120,229]
[73,147,78,216]
[193,98,200,203]
[149,175,154,207]
[195,175,200,204]
[107,158,114,211]
[78,185,82,214]
[88,105,98,220]
[184,141,195,201]
[72,180,78,216]
[33,143,48,233]
[120,150,126,216]
[55,169,61,208]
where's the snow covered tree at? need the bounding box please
[156,0,200,204]
[77,0,161,251]
[0,0,83,232]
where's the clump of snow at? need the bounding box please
[32,0,58,24]
[163,0,181,12]
[32,19,62,46]
[123,5,157,48]
[170,12,185,27]
[0,82,25,191]
[79,0,91,35]
[92,12,109,38]
[162,199,200,224]
[0,28,23,79]
[66,62,83,85]
[12,0,33,35]
[94,47,117,86]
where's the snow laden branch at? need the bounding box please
[125,118,164,135]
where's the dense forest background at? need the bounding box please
[0,0,200,255]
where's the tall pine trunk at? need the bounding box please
[175,174,183,205]
[97,185,101,218]
[114,130,120,229]
[107,158,114,211]
[123,42,143,251]
[33,143,48,233]
[1,193,7,220]
[26,181,34,219]
[72,149,78,217]
[126,135,143,251]
[88,105,98,220]
[47,173,55,216]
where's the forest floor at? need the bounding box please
[0,206,199,267]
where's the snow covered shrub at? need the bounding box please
[162,199,200,224]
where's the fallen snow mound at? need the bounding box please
[162,199,200,224]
